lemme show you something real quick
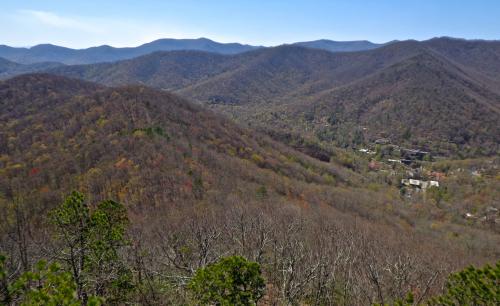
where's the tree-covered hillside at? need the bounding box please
[1,74,498,304]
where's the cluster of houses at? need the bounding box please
[358,139,499,226]
[401,178,439,189]
[400,167,443,191]
[358,139,446,192]
[359,138,430,166]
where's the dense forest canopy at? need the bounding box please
[0,30,499,306]
[0,73,498,304]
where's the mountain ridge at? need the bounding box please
[0,37,397,65]
[0,56,64,78]
[5,37,500,156]
[294,51,500,153]
[293,39,386,52]
[0,38,261,65]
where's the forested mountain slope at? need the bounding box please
[266,51,500,155]
[41,39,500,156]
[0,57,63,79]
[47,40,425,102]
[0,74,362,210]
[1,74,499,304]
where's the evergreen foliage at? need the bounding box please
[188,256,265,305]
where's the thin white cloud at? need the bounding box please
[18,10,101,34]
[2,9,244,48]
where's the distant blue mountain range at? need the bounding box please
[0,37,388,65]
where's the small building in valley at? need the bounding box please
[401,178,439,189]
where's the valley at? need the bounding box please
[0,31,499,305]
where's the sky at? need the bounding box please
[1,0,499,48]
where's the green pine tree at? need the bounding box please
[188,256,265,305]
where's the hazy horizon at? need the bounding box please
[4,35,500,50]
[2,0,500,48]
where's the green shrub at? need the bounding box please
[188,256,265,306]
[428,261,499,305]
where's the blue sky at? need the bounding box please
[1,0,499,48]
